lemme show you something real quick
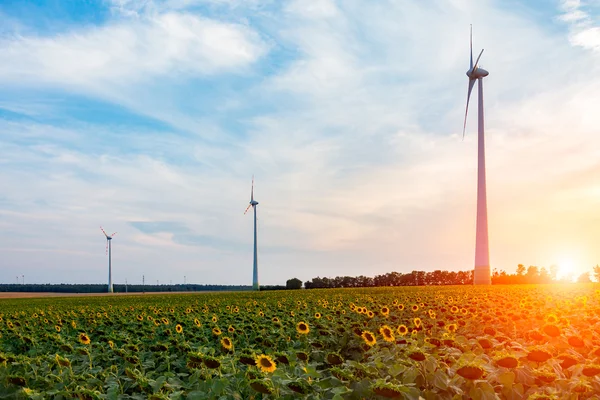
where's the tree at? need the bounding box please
[516,264,526,276]
[593,265,600,283]
[577,272,592,283]
[286,278,302,290]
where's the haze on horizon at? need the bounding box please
[1,0,599,286]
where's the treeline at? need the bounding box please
[304,270,474,288]
[0,284,252,293]
[491,264,600,284]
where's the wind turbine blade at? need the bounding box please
[462,79,476,139]
[111,232,117,237]
[470,24,473,70]
[100,226,108,238]
[473,49,484,71]
[244,204,252,214]
[251,175,254,202]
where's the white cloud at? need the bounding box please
[0,12,267,87]
[2,0,600,285]
[558,0,600,51]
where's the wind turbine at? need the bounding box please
[244,176,259,291]
[100,226,117,293]
[463,25,491,285]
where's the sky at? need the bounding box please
[1,0,600,286]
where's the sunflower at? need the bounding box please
[212,315,218,323]
[450,306,459,313]
[255,354,277,373]
[55,325,61,333]
[258,311,264,317]
[272,317,280,324]
[379,325,395,342]
[228,325,235,333]
[161,318,169,325]
[397,324,408,336]
[136,315,143,321]
[194,318,201,327]
[456,365,484,380]
[361,330,377,347]
[446,323,458,333]
[296,321,310,335]
[413,317,422,328]
[314,312,321,319]
[212,327,222,336]
[380,307,390,317]
[411,305,419,312]
[71,321,77,329]
[221,336,233,351]
[78,333,91,345]
[542,324,560,337]
[367,311,375,318]
[546,314,559,324]
[398,304,405,311]
[175,324,183,334]
[108,340,114,349]
[186,308,192,314]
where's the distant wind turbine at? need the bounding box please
[244,176,259,291]
[463,25,491,285]
[100,226,117,293]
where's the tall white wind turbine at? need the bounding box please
[244,176,259,290]
[100,226,117,293]
[463,26,491,285]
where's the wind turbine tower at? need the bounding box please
[244,176,259,290]
[463,26,491,285]
[100,227,118,293]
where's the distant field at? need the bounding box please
[1,285,599,399]
[0,291,212,299]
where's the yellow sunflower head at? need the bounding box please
[315,312,321,319]
[221,336,233,351]
[413,317,422,328]
[380,325,395,342]
[212,327,222,336]
[78,333,91,345]
[361,330,377,347]
[228,325,235,333]
[176,324,183,334]
[397,324,408,336]
[296,321,310,335]
[255,354,277,373]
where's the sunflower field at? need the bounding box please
[1,284,600,399]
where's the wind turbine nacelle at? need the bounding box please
[466,68,489,79]
[250,200,259,206]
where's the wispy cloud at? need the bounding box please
[559,0,600,51]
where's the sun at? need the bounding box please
[557,259,576,281]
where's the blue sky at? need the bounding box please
[1,0,600,285]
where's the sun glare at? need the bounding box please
[557,259,576,281]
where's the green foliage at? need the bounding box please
[1,285,600,398]
[286,278,303,290]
